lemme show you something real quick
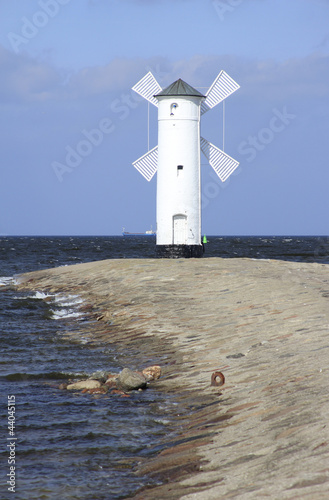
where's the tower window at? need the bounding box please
[177,165,183,170]
[170,103,178,115]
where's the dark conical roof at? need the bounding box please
[154,79,205,98]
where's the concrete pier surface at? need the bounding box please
[17,257,329,499]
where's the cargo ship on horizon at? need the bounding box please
[122,227,156,237]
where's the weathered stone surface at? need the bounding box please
[105,374,117,385]
[88,370,109,383]
[82,386,108,394]
[142,365,161,381]
[17,257,329,499]
[116,368,147,391]
[66,379,101,390]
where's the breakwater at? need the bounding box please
[17,257,329,499]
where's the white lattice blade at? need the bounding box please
[201,71,240,114]
[201,137,239,182]
[132,146,158,181]
[132,72,162,107]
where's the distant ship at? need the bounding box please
[122,227,156,236]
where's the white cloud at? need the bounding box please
[1,44,328,107]
[168,53,329,104]
[0,45,60,102]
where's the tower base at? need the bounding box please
[156,244,204,259]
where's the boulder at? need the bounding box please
[66,379,102,391]
[116,368,147,391]
[88,370,109,383]
[142,365,161,381]
[105,374,117,389]
[82,386,108,394]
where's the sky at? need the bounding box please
[0,0,328,236]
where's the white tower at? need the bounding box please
[132,71,240,258]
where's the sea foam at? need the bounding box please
[0,276,17,287]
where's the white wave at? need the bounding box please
[30,291,55,300]
[13,291,55,301]
[154,418,171,425]
[0,276,15,287]
[54,294,84,307]
[12,287,85,321]
[50,308,84,320]
[51,293,85,320]
[79,337,91,344]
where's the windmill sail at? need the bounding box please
[132,145,158,181]
[132,72,162,107]
[200,137,239,182]
[201,71,240,114]
[132,72,240,183]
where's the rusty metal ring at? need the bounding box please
[211,371,225,387]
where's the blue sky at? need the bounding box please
[0,0,328,235]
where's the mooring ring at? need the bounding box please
[211,371,225,387]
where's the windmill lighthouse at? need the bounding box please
[132,70,240,257]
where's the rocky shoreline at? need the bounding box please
[60,365,161,393]
[17,257,329,499]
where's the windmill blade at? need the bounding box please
[201,71,240,115]
[132,72,162,107]
[201,137,239,182]
[133,146,158,181]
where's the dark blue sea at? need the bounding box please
[1,236,328,499]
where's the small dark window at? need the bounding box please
[177,165,183,170]
[171,103,178,115]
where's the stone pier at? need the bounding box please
[17,257,329,499]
